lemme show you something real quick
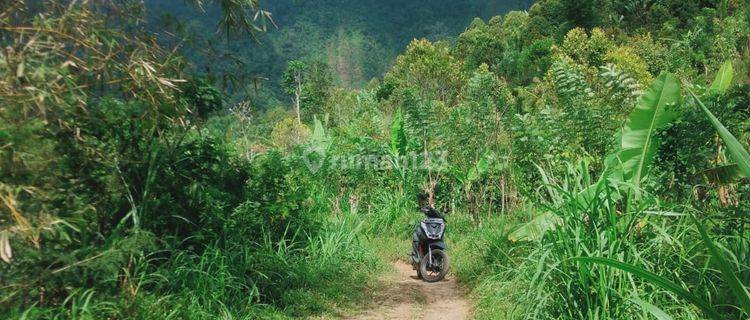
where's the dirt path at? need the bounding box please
[344,261,472,320]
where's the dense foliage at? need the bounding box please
[144,0,533,104]
[2,0,750,319]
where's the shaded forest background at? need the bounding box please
[144,0,533,103]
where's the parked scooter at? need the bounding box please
[410,217,448,282]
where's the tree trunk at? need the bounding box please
[295,72,302,124]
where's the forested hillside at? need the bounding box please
[2,0,750,319]
[144,0,532,103]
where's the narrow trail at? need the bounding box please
[344,261,472,320]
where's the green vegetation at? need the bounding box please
[144,0,533,103]
[2,0,750,319]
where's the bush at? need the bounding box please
[178,78,225,118]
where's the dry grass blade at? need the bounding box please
[0,231,12,263]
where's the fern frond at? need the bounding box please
[551,60,594,99]
[600,63,642,99]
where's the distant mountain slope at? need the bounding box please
[144,0,532,104]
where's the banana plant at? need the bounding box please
[515,74,682,241]
[577,61,750,319]
[689,61,750,179]
[616,73,682,191]
[576,73,682,204]
[692,62,747,184]
[507,211,562,242]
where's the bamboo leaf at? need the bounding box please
[709,61,733,96]
[573,257,722,320]
[691,215,750,315]
[617,73,681,188]
[689,88,750,178]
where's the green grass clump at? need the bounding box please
[9,211,383,319]
[153,212,382,319]
[452,161,749,319]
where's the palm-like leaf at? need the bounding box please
[617,73,681,188]
[687,61,750,179]
[689,89,750,178]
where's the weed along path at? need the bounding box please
[344,261,472,320]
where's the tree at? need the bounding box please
[271,117,312,149]
[454,18,505,71]
[282,60,307,123]
[178,78,226,118]
[301,61,334,120]
[562,0,601,29]
[385,39,465,107]
[281,60,333,123]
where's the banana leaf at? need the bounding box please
[508,211,563,242]
[617,73,681,188]
[689,88,750,178]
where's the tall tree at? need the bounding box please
[282,60,307,123]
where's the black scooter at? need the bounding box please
[410,217,449,282]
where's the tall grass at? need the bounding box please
[364,191,420,237]
[157,212,381,319]
[454,161,736,319]
[10,210,382,320]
